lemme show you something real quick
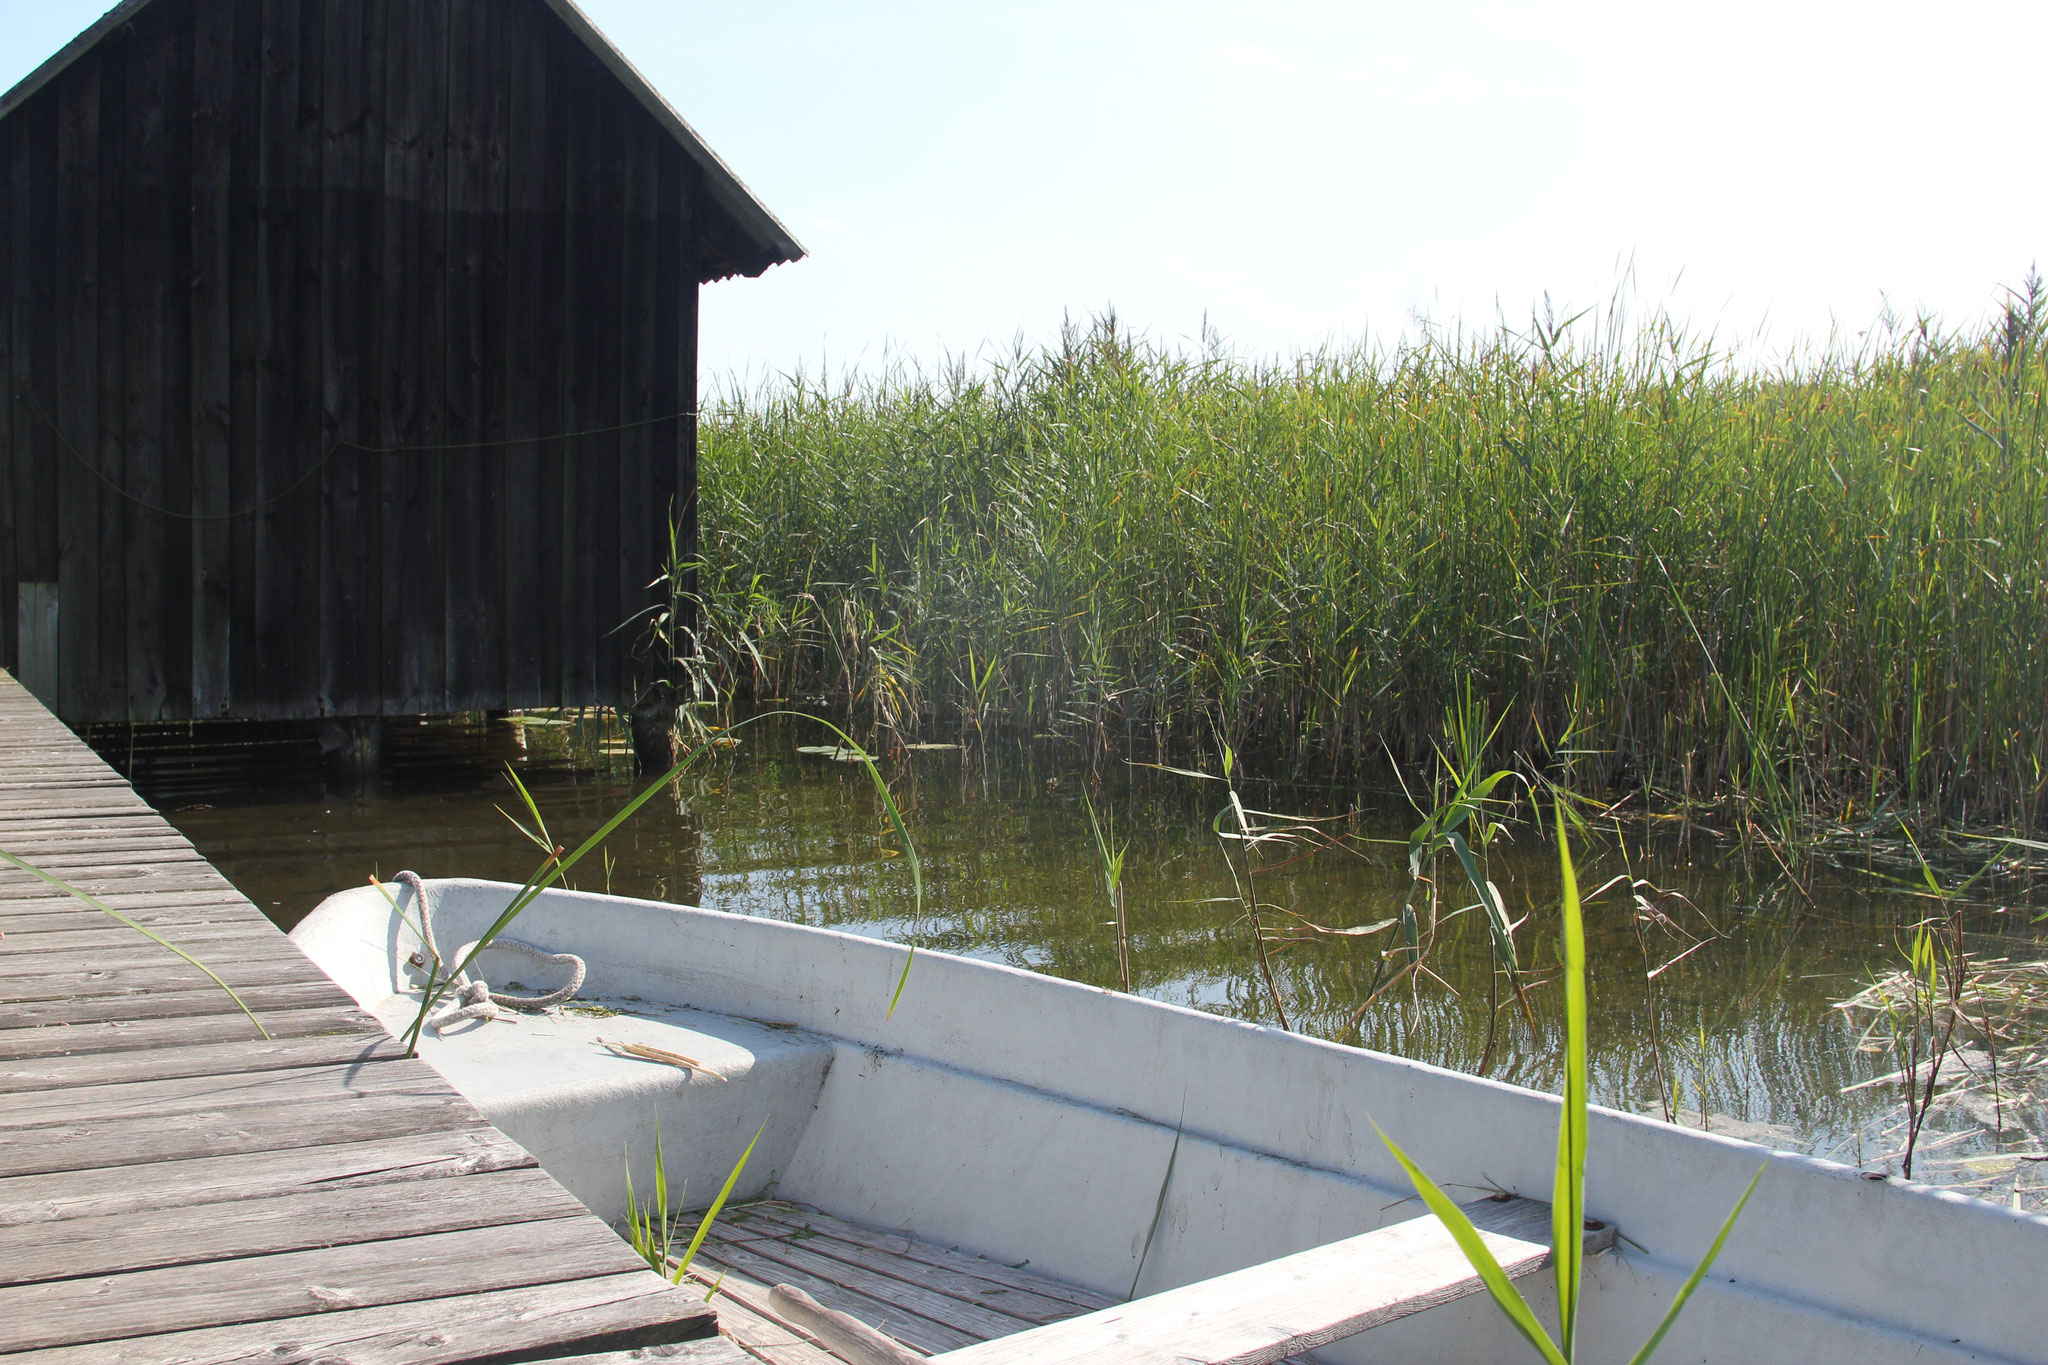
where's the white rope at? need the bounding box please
[395,871,587,1034]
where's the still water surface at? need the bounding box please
[118,711,2047,1208]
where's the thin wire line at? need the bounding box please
[16,387,694,524]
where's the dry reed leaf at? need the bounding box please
[597,1036,727,1080]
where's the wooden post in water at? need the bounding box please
[628,681,680,775]
[320,715,384,789]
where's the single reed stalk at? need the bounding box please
[1903,904,1969,1179]
[1229,788,1291,1032]
[1631,900,1675,1126]
[1082,791,1134,992]
[1114,881,1132,995]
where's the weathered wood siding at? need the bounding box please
[0,0,706,722]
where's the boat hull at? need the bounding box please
[293,878,2045,1363]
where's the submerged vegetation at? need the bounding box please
[1834,831,2048,1188]
[689,283,2048,834]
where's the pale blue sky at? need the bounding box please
[7,1,2045,387]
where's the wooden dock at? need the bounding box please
[0,671,736,1364]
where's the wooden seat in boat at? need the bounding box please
[683,1197,1597,1365]
[933,1195,1608,1365]
[688,1200,1122,1362]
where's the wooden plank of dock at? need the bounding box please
[0,670,719,1363]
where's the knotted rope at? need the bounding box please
[395,871,587,1034]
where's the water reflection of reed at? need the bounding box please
[686,729,2042,1152]
[140,712,2045,1198]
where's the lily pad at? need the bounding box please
[796,744,870,762]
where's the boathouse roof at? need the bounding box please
[0,0,805,282]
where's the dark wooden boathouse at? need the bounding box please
[0,0,801,726]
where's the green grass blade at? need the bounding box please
[403,848,561,1054]
[408,709,926,1052]
[653,1122,674,1266]
[1083,790,1114,897]
[886,945,916,1019]
[428,726,744,1025]
[1624,1165,1765,1365]
[1897,822,1943,896]
[370,873,433,960]
[1553,800,1589,1357]
[494,767,557,858]
[1960,832,2048,854]
[798,717,924,922]
[1375,1123,1568,1365]
[0,847,270,1040]
[1131,761,1226,784]
[675,1122,765,1281]
[790,717,924,1018]
[1447,829,1522,978]
[623,1144,647,1264]
[503,764,554,850]
[1130,1100,1187,1300]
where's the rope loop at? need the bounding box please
[395,871,587,1035]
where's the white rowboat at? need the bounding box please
[293,878,2045,1363]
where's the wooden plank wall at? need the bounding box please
[0,669,723,1360]
[0,0,701,725]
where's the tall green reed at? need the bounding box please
[1082,790,1133,991]
[1376,803,1764,1363]
[1381,689,1530,1064]
[1250,698,1534,1064]
[687,287,2048,832]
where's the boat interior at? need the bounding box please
[290,878,2048,1365]
[694,1200,1127,1361]
[689,1199,1326,1364]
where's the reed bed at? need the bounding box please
[690,288,2048,832]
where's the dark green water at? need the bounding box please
[116,711,2048,1209]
